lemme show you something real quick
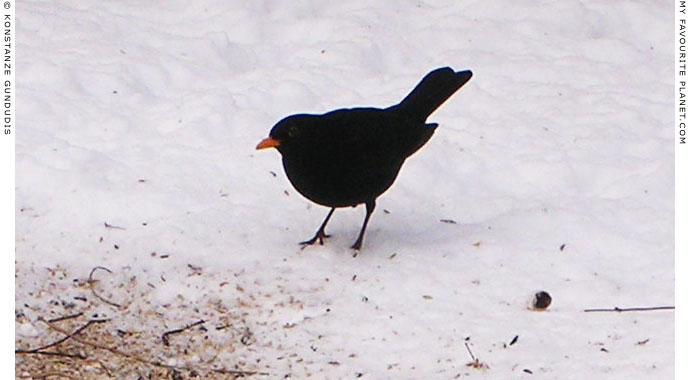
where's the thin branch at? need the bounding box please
[464,342,476,362]
[104,222,126,230]
[88,266,122,308]
[15,350,87,359]
[41,318,135,358]
[162,319,205,346]
[48,312,84,323]
[40,317,269,377]
[463,342,487,369]
[16,318,108,355]
[584,306,675,313]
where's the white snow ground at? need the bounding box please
[17,1,674,379]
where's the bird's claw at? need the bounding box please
[299,232,331,248]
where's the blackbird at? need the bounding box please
[257,67,472,250]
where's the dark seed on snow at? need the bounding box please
[533,291,552,310]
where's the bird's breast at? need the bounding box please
[282,151,402,208]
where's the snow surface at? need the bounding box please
[17,0,674,378]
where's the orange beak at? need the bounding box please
[256,137,280,150]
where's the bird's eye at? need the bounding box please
[287,126,298,138]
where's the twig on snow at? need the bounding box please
[104,222,126,230]
[464,342,488,369]
[162,319,205,346]
[15,350,87,360]
[88,266,122,308]
[48,312,84,323]
[464,342,476,362]
[584,306,674,313]
[15,317,108,358]
[40,317,269,377]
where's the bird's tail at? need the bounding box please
[394,67,473,122]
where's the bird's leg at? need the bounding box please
[300,207,336,247]
[351,199,376,250]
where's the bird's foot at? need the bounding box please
[350,238,363,251]
[299,231,331,249]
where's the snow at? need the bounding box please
[17,0,673,379]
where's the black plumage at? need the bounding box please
[257,67,472,250]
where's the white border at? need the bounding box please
[677,1,687,378]
[2,0,15,377]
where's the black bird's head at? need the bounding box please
[256,115,310,153]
